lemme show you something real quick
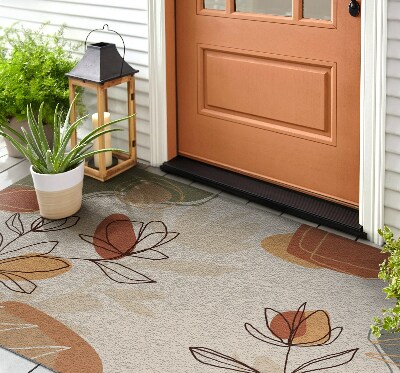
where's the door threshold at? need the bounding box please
[161,156,366,239]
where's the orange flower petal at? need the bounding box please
[93,214,137,259]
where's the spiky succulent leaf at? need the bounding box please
[1,94,132,174]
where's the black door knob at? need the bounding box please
[349,0,360,17]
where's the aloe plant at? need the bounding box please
[0,97,130,174]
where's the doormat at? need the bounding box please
[0,166,397,372]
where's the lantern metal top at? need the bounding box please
[66,42,138,84]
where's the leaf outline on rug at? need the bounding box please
[93,260,156,284]
[0,213,76,293]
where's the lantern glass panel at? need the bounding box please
[105,84,130,156]
[75,88,95,153]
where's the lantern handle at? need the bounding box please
[84,24,126,77]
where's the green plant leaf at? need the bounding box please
[373,226,400,336]
[0,22,83,125]
[20,127,45,165]
[52,104,61,154]
[3,95,132,174]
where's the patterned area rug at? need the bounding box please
[0,166,398,373]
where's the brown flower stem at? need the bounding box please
[283,345,291,373]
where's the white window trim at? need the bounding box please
[359,0,387,244]
[149,0,388,244]
[148,0,168,167]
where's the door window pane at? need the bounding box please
[303,0,331,20]
[235,0,292,17]
[204,0,226,11]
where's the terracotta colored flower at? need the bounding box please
[191,303,358,373]
[79,214,179,284]
[245,302,342,348]
[80,214,179,261]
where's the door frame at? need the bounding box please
[148,0,387,244]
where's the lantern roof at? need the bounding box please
[66,42,138,84]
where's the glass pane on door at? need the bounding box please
[235,0,292,17]
[204,0,226,10]
[303,0,331,20]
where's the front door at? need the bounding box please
[176,0,361,206]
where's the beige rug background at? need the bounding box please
[0,167,396,372]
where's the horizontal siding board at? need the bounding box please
[0,16,148,40]
[387,97,400,117]
[113,131,150,148]
[0,1,151,162]
[388,20,400,39]
[385,189,400,211]
[386,115,400,136]
[106,97,149,115]
[41,0,148,10]
[0,16,148,51]
[387,59,400,79]
[387,40,400,59]
[388,2,400,21]
[387,77,400,97]
[137,146,150,162]
[385,171,400,192]
[386,134,400,154]
[107,89,149,108]
[386,152,400,173]
[385,1,400,231]
[384,207,400,231]
[0,0,148,25]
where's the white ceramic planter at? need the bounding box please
[30,162,85,219]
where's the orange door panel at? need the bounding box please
[176,0,361,206]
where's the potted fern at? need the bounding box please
[0,23,80,157]
[0,97,130,219]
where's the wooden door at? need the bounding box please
[176,0,361,206]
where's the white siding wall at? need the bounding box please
[385,0,400,236]
[0,0,151,161]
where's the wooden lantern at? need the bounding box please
[66,25,139,181]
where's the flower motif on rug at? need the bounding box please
[0,212,179,291]
[190,302,358,373]
[79,214,179,284]
[0,301,102,372]
[80,168,216,208]
[114,172,216,207]
[261,225,388,278]
[0,213,76,294]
